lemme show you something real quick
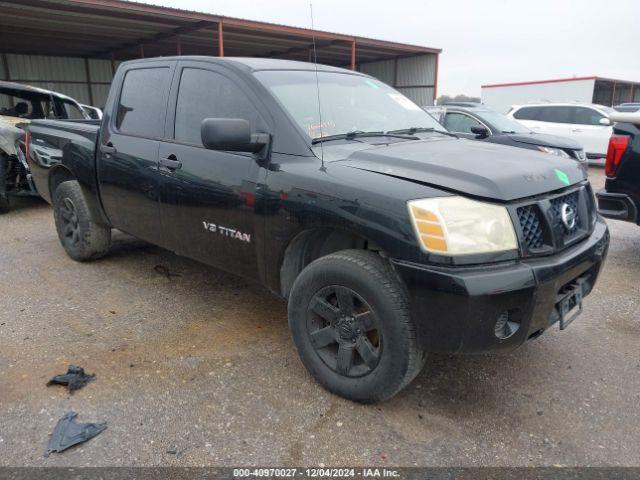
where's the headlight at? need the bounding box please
[537,146,570,158]
[408,196,518,256]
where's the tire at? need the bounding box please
[53,180,111,261]
[288,249,426,403]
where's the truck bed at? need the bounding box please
[27,119,101,204]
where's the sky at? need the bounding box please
[139,0,640,97]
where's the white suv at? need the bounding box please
[507,103,616,158]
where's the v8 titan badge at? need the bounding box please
[203,221,251,243]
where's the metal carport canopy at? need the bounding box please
[0,0,441,68]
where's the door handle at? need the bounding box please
[100,143,116,155]
[572,128,582,132]
[160,155,182,170]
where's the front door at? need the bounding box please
[443,111,490,139]
[158,62,270,280]
[570,106,612,156]
[98,62,174,243]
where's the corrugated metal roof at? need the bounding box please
[0,0,440,65]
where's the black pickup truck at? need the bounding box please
[596,113,640,225]
[26,57,609,403]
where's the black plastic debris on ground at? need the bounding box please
[44,411,107,457]
[47,365,95,393]
[154,264,181,280]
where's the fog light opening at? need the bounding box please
[494,310,520,340]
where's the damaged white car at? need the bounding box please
[0,81,93,213]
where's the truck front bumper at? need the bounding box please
[392,219,610,354]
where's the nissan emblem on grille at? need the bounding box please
[561,203,577,230]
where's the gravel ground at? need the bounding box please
[0,167,638,467]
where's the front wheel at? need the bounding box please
[288,250,425,403]
[53,180,111,261]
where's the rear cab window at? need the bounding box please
[115,67,170,138]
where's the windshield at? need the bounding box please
[255,70,442,140]
[475,110,531,133]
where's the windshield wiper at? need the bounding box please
[386,127,434,135]
[311,130,417,144]
[387,126,458,138]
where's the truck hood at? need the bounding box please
[508,132,581,150]
[334,137,586,202]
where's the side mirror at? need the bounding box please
[470,126,489,138]
[201,118,268,154]
[599,117,611,126]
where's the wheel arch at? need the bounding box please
[279,226,385,299]
[48,165,110,227]
[48,165,76,201]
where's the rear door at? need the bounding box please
[523,106,577,141]
[157,60,270,280]
[97,61,174,244]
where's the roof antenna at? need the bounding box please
[309,2,325,171]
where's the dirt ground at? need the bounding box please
[0,167,638,467]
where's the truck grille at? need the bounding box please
[513,185,594,257]
[517,205,544,250]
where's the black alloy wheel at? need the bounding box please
[58,197,82,248]
[307,285,382,378]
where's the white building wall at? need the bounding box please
[481,78,596,113]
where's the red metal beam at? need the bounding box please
[433,53,439,102]
[218,20,224,57]
[482,76,598,89]
[350,40,356,70]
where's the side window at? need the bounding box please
[573,107,604,126]
[174,68,263,146]
[443,112,483,133]
[116,67,169,138]
[538,106,572,124]
[513,106,540,120]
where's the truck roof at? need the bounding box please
[120,56,363,74]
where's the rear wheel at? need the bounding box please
[288,250,425,403]
[53,180,111,261]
